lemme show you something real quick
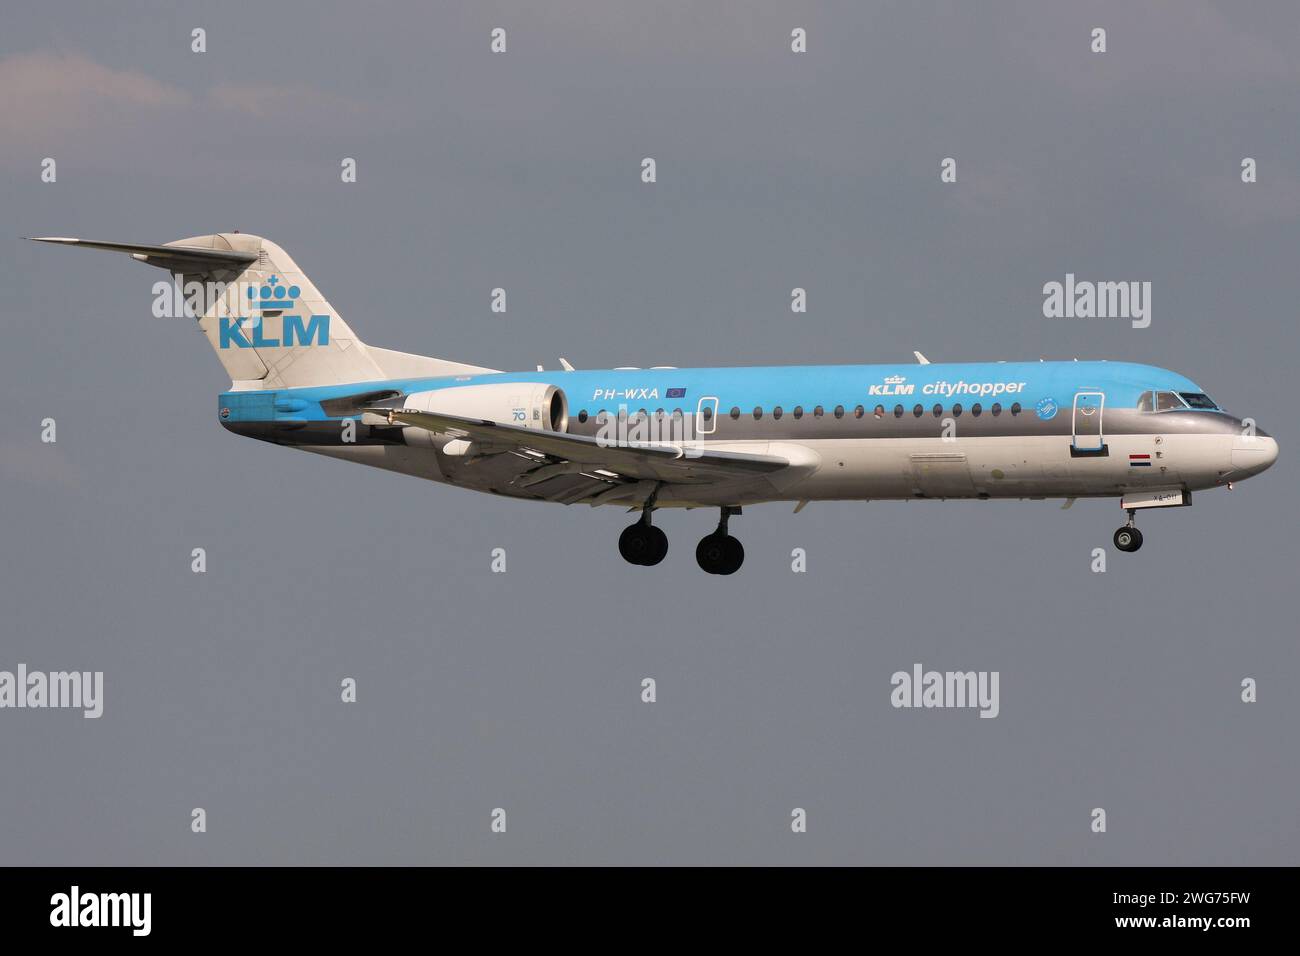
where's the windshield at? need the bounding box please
[1179,392,1219,410]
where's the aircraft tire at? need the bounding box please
[642,526,668,566]
[619,523,653,565]
[719,535,744,574]
[1113,526,1143,552]
[697,533,743,574]
[696,533,727,573]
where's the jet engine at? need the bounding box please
[399,382,568,436]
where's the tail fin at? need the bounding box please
[30,233,495,389]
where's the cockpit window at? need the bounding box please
[1178,392,1219,410]
[1136,391,1154,412]
[1155,391,1187,411]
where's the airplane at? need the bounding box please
[32,233,1279,574]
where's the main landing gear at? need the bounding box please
[617,505,745,574]
[695,506,744,575]
[1113,509,1144,553]
[618,510,668,566]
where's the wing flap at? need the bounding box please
[376,407,791,485]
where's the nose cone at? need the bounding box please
[1230,435,1279,478]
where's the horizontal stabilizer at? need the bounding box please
[28,237,258,274]
[32,230,500,390]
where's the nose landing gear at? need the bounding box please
[1113,509,1144,552]
[696,506,744,575]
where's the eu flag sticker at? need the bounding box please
[666,387,687,398]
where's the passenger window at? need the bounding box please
[834,405,845,419]
[1136,391,1154,412]
[913,404,924,417]
[1010,402,1021,415]
[793,406,804,420]
[932,404,943,417]
[991,403,1002,416]
[753,407,763,419]
[1156,391,1185,411]
[952,403,962,416]
[894,405,904,418]
[672,408,683,420]
[970,403,982,417]
[773,406,784,420]
[857,405,868,419]
[701,406,712,421]
[730,407,740,419]
[874,405,885,419]
[578,410,588,423]
[813,405,825,418]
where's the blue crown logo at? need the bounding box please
[246,275,301,312]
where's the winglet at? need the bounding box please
[913,350,931,365]
[559,357,575,371]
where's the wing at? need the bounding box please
[373,407,807,506]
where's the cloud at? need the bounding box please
[208,82,375,122]
[0,51,384,170]
[0,440,83,493]
[0,51,191,146]
[1008,1,1300,98]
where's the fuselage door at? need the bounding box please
[696,395,719,436]
[1072,390,1106,454]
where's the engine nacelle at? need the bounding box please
[402,382,569,434]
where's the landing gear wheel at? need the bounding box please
[1113,526,1143,553]
[620,522,668,566]
[619,523,651,565]
[695,533,726,572]
[720,535,744,575]
[696,533,744,574]
[643,526,668,566]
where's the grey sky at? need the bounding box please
[1,1,1296,864]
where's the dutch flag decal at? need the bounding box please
[1129,454,1152,468]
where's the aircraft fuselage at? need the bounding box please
[218,359,1277,510]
